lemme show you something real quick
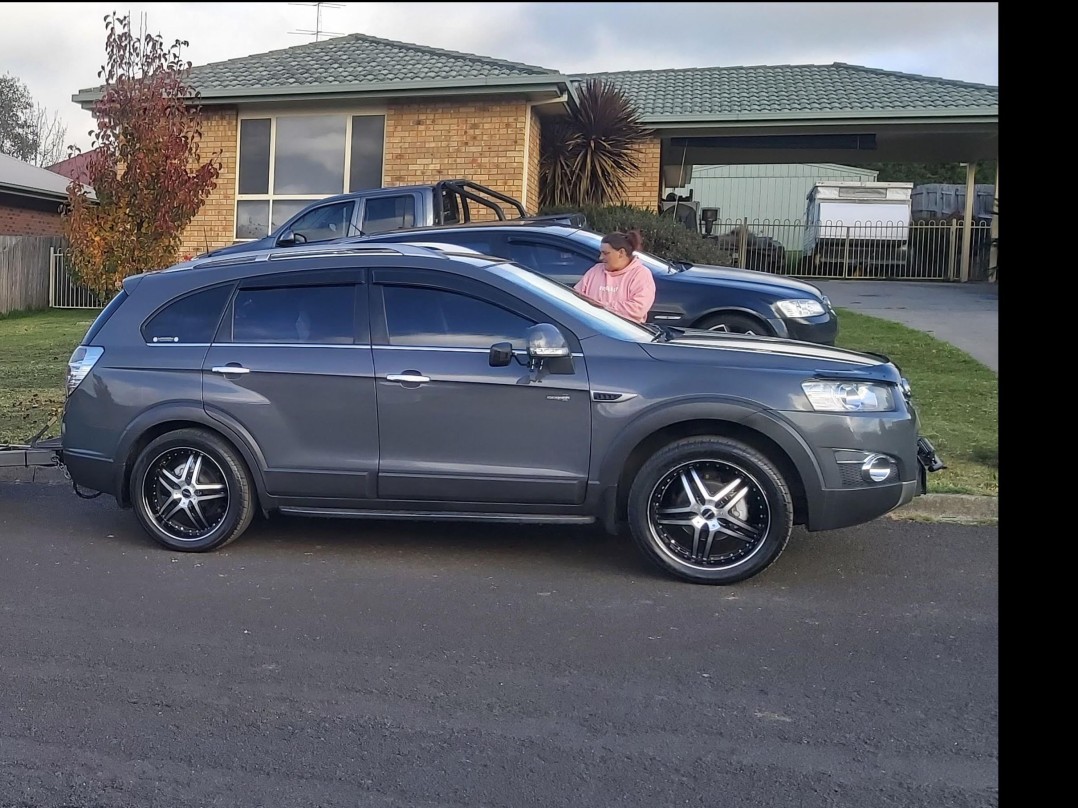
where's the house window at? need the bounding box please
[235,113,385,241]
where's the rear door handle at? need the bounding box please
[386,372,430,384]
[211,365,251,375]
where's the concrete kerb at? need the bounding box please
[0,465,998,525]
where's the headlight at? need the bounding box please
[802,381,895,412]
[775,299,826,318]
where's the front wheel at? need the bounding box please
[129,428,256,552]
[627,436,793,585]
[695,312,771,336]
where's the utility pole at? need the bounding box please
[289,2,345,42]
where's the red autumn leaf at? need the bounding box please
[61,12,222,300]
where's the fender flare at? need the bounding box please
[597,397,824,499]
[111,402,271,507]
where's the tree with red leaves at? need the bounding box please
[63,12,221,299]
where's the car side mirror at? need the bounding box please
[526,324,569,360]
[488,342,514,367]
[276,230,307,247]
[525,323,570,371]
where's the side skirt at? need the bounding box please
[278,507,595,525]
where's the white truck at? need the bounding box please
[802,181,913,275]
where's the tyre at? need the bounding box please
[695,312,771,336]
[129,428,256,552]
[627,436,793,585]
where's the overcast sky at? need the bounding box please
[2,2,998,156]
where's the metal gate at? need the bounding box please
[49,248,103,309]
[703,218,994,281]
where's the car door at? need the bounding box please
[283,199,358,244]
[202,268,378,500]
[370,267,591,505]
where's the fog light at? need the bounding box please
[861,454,897,483]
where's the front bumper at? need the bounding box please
[806,434,945,531]
[782,312,839,345]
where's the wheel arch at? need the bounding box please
[112,404,269,512]
[690,307,782,337]
[598,403,820,532]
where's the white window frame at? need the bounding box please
[234,104,388,241]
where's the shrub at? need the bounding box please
[540,204,736,266]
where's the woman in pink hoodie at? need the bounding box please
[573,230,656,323]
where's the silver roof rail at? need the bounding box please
[188,241,452,270]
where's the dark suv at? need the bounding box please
[352,222,838,344]
[60,242,942,585]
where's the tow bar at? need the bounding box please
[0,436,63,470]
[1,416,63,471]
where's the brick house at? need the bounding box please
[0,152,74,237]
[70,34,998,257]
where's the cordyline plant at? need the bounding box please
[539,78,653,209]
[63,12,221,299]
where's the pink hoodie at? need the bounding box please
[573,257,656,323]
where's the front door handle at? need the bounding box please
[386,372,430,384]
[211,365,251,375]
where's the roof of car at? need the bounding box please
[165,240,507,275]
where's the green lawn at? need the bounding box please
[0,309,93,446]
[1,306,998,496]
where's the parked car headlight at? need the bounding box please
[802,381,895,412]
[775,299,826,318]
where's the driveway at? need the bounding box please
[812,280,998,372]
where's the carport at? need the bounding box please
[594,62,998,281]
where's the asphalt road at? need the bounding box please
[0,482,999,808]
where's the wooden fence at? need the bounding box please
[0,236,66,315]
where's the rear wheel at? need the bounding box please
[695,312,771,336]
[627,436,793,585]
[130,428,256,552]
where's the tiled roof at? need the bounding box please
[75,33,559,100]
[72,34,998,125]
[580,63,998,120]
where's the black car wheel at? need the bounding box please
[130,428,256,552]
[695,312,771,336]
[627,436,793,585]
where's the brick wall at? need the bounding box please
[179,106,238,256]
[618,136,662,211]
[0,204,64,237]
[384,98,529,220]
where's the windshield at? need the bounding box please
[495,262,656,342]
[569,230,676,275]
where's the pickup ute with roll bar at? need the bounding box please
[197,178,586,260]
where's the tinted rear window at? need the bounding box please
[231,284,356,344]
[142,284,234,344]
[82,289,128,345]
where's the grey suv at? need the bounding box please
[60,242,943,585]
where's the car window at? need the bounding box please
[142,284,233,344]
[288,201,357,243]
[382,285,535,349]
[230,284,356,344]
[363,195,416,235]
[504,240,594,283]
